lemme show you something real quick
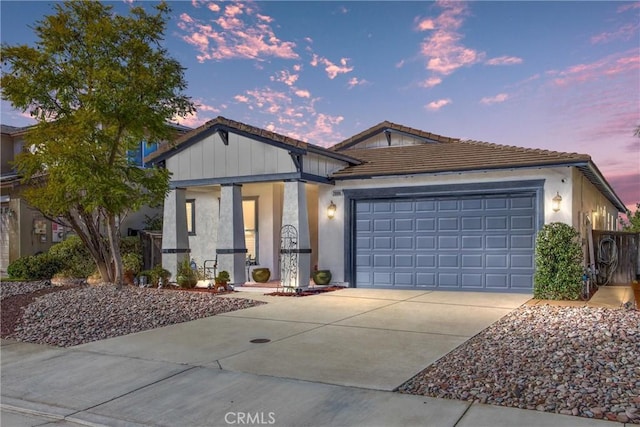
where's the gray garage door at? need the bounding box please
[354,193,537,292]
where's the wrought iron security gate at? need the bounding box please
[279,225,298,292]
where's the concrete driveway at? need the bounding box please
[75,288,528,391]
[3,289,611,426]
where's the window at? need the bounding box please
[186,199,195,235]
[243,198,258,262]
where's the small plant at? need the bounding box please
[214,270,231,291]
[139,264,171,287]
[176,257,198,288]
[534,222,583,300]
[122,253,143,275]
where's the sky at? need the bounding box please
[1,1,639,212]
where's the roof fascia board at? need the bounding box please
[577,162,627,212]
[169,172,333,189]
[150,123,307,164]
[306,145,362,165]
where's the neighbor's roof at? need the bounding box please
[146,116,361,165]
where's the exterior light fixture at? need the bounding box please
[552,192,562,212]
[327,201,337,219]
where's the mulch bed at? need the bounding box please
[265,286,345,297]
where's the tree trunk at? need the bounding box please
[106,213,123,287]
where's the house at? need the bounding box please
[0,123,191,275]
[147,117,626,293]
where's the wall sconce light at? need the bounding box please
[552,192,562,212]
[327,200,337,219]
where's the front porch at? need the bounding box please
[162,180,322,288]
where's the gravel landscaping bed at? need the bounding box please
[398,304,640,424]
[1,281,265,347]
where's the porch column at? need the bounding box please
[216,184,247,285]
[162,188,190,279]
[281,180,311,288]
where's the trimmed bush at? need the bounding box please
[534,222,583,300]
[48,235,95,278]
[7,253,63,280]
[120,236,141,257]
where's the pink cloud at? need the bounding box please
[347,77,369,89]
[485,56,523,66]
[425,98,452,111]
[607,172,640,211]
[415,17,435,31]
[177,5,298,63]
[419,77,442,88]
[294,89,311,98]
[396,59,405,68]
[591,23,639,44]
[310,55,354,79]
[551,51,639,87]
[418,2,485,75]
[234,95,249,103]
[174,100,223,128]
[480,93,509,105]
[271,69,299,86]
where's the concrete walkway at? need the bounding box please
[1,289,619,427]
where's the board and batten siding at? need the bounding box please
[303,153,348,177]
[168,132,297,181]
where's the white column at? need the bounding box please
[216,184,247,284]
[281,180,311,288]
[162,188,190,279]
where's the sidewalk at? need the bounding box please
[1,288,623,427]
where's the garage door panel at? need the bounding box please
[439,254,459,268]
[354,193,536,292]
[416,273,435,286]
[486,216,508,230]
[462,217,482,230]
[462,274,483,287]
[462,236,483,249]
[511,254,534,268]
[395,254,414,267]
[373,219,392,231]
[417,218,435,231]
[438,217,459,231]
[486,254,508,268]
[417,254,435,267]
[511,235,534,249]
[373,254,392,267]
[394,218,414,231]
[438,235,459,249]
[512,216,534,230]
[374,236,392,249]
[462,254,483,268]
[395,236,414,249]
[394,272,414,285]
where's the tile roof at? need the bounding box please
[331,139,592,178]
[331,120,459,151]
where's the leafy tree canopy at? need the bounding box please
[1,0,195,284]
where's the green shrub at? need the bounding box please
[7,253,63,280]
[122,252,143,275]
[534,222,583,300]
[48,235,95,278]
[120,236,141,257]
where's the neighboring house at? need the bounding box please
[0,123,190,275]
[147,117,626,293]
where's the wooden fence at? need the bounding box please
[592,230,640,285]
[140,231,162,271]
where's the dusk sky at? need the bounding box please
[1,1,639,212]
